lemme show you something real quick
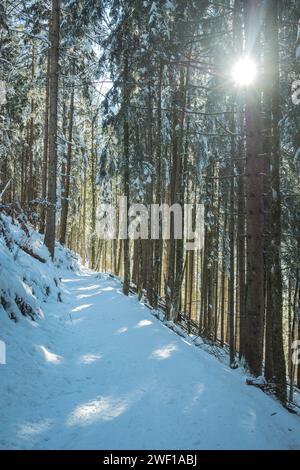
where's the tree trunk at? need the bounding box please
[123,53,130,295]
[90,115,97,269]
[40,47,50,234]
[153,61,163,309]
[244,0,265,376]
[229,110,236,367]
[60,79,75,246]
[44,0,60,259]
[265,0,286,403]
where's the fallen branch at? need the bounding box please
[15,242,46,263]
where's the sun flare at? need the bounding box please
[232,57,257,86]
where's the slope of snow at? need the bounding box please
[0,212,78,322]
[1,267,300,449]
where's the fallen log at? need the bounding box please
[15,242,46,263]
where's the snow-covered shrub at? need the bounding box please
[0,205,78,322]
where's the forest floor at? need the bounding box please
[1,265,300,449]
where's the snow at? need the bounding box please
[0,213,77,321]
[1,224,300,449]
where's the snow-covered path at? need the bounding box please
[1,269,300,450]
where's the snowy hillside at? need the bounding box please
[1,222,300,449]
[0,209,78,322]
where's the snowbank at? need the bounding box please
[0,209,78,322]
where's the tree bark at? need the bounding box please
[123,53,130,295]
[244,0,265,376]
[40,47,50,234]
[263,0,286,402]
[60,78,75,246]
[44,0,60,259]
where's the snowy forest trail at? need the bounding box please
[1,268,300,450]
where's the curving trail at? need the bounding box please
[1,269,300,450]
